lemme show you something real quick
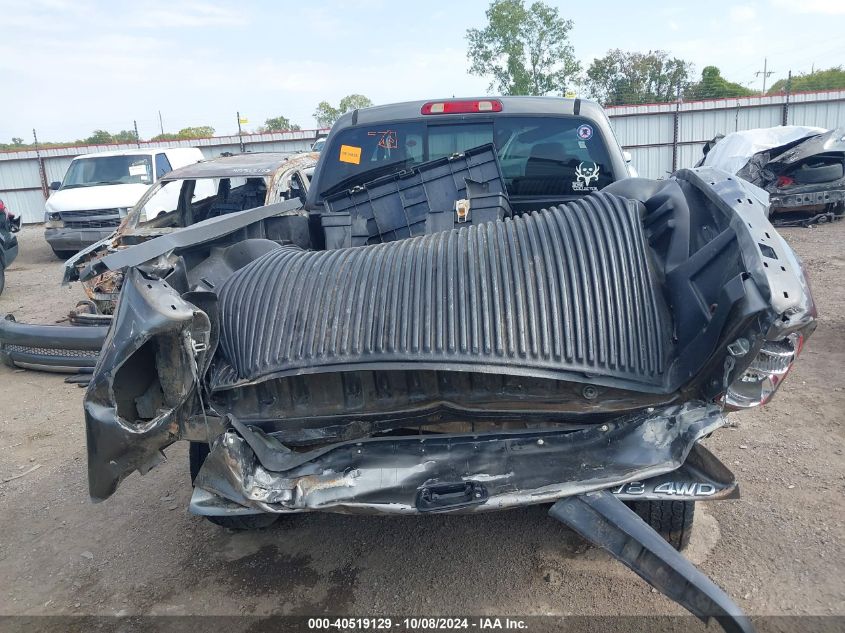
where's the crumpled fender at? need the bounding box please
[85,268,214,501]
[191,402,726,515]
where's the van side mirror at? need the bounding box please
[50,181,61,191]
[622,151,633,164]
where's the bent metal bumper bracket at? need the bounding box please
[550,491,754,633]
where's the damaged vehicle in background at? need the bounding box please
[0,198,21,296]
[0,152,318,373]
[44,147,206,259]
[83,98,814,633]
[699,125,845,226]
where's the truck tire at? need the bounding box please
[51,248,75,260]
[631,500,694,551]
[0,264,5,296]
[189,441,280,530]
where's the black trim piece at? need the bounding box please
[549,491,754,633]
[78,199,303,282]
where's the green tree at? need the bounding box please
[686,66,756,100]
[176,126,215,139]
[85,129,114,144]
[466,0,579,96]
[263,115,301,132]
[338,94,373,112]
[768,66,845,94]
[112,129,140,143]
[11,137,24,145]
[313,95,374,128]
[313,101,340,128]
[585,49,693,106]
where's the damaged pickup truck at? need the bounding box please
[84,98,814,633]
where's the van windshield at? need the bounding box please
[317,116,615,200]
[61,155,153,189]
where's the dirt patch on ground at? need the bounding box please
[0,224,843,619]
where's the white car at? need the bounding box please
[44,147,205,258]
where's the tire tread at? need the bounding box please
[632,500,694,550]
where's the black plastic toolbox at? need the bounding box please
[322,144,508,245]
[426,181,512,234]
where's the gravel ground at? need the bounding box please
[0,224,843,625]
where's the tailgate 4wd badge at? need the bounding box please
[573,162,600,191]
[613,480,718,498]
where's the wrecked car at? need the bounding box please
[84,98,814,633]
[0,198,21,296]
[0,152,318,372]
[699,125,845,226]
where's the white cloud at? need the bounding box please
[729,5,757,21]
[130,2,249,28]
[770,0,845,14]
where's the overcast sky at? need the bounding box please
[1,0,843,142]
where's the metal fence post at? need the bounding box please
[671,84,681,172]
[782,71,792,126]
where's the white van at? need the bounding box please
[44,147,205,258]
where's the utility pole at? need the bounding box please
[158,110,165,136]
[236,111,245,153]
[755,57,776,94]
[133,120,141,148]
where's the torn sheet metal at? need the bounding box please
[189,403,725,515]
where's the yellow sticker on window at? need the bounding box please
[339,144,362,165]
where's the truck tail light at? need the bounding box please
[421,100,503,115]
[724,333,803,408]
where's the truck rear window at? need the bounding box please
[318,116,615,199]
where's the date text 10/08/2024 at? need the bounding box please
[308,618,529,630]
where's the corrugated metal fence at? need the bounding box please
[607,89,845,179]
[0,130,322,223]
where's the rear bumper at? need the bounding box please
[187,402,730,516]
[770,187,845,211]
[0,314,108,372]
[45,227,114,252]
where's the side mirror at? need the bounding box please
[49,181,61,191]
[622,151,633,164]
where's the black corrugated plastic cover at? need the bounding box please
[212,192,669,392]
